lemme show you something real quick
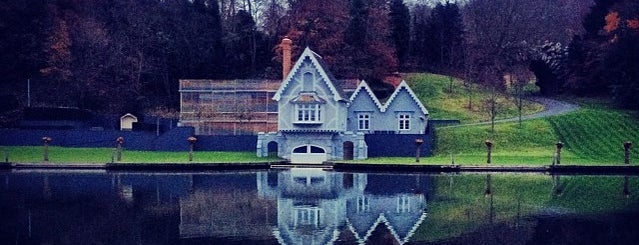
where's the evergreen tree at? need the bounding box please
[389,0,410,69]
[427,2,464,70]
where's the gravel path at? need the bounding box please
[446,97,580,128]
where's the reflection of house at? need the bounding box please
[256,39,429,163]
[257,170,429,245]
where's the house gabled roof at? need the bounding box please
[382,80,429,115]
[273,47,348,102]
[347,211,428,245]
[349,80,385,111]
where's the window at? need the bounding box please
[358,114,370,130]
[294,207,321,227]
[296,104,321,123]
[357,196,370,213]
[397,195,410,213]
[398,114,411,130]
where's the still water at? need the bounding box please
[0,169,637,245]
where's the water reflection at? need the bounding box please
[255,169,429,245]
[0,170,638,244]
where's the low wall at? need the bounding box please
[365,133,433,157]
[1,128,434,157]
[0,127,194,151]
[194,135,257,151]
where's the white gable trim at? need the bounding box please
[273,47,346,102]
[349,80,384,111]
[382,80,429,115]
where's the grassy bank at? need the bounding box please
[0,146,278,164]
[405,73,543,123]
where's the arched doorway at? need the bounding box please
[267,141,278,157]
[290,145,327,164]
[343,141,354,160]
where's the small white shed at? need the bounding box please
[120,113,138,131]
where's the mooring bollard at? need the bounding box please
[485,140,493,164]
[415,138,424,163]
[42,137,52,162]
[116,137,124,161]
[555,141,564,165]
[187,136,197,162]
[624,141,632,165]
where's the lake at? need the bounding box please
[0,169,637,244]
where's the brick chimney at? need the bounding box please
[281,37,293,80]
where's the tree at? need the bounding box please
[428,2,464,69]
[389,0,410,69]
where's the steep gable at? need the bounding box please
[349,80,384,111]
[383,80,429,115]
[273,47,347,102]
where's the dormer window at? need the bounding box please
[291,92,325,124]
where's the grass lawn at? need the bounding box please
[0,146,279,164]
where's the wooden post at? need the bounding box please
[42,137,52,162]
[555,142,563,165]
[485,140,493,164]
[624,141,632,165]
[116,137,124,161]
[415,138,424,162]
[187,136,198,162]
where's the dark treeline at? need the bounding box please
[0,0,637,117]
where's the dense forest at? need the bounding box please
[0,0,637,116]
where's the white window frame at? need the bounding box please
[357,114,370,130]
[357,196,370,213]
[397,195,410,213]
[398,113,411,131]
[295,104,322,123]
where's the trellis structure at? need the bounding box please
[179,79,281,135]
[179,79,360,135]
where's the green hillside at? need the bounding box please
[358,74,639,164]
[405,73,543,123]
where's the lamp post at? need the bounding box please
[624,141,632,165]
[187,136,197,162]
[42,137,52,162]
[415,138,424,162]
[485,140,493,164]
[116,137,124,161]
